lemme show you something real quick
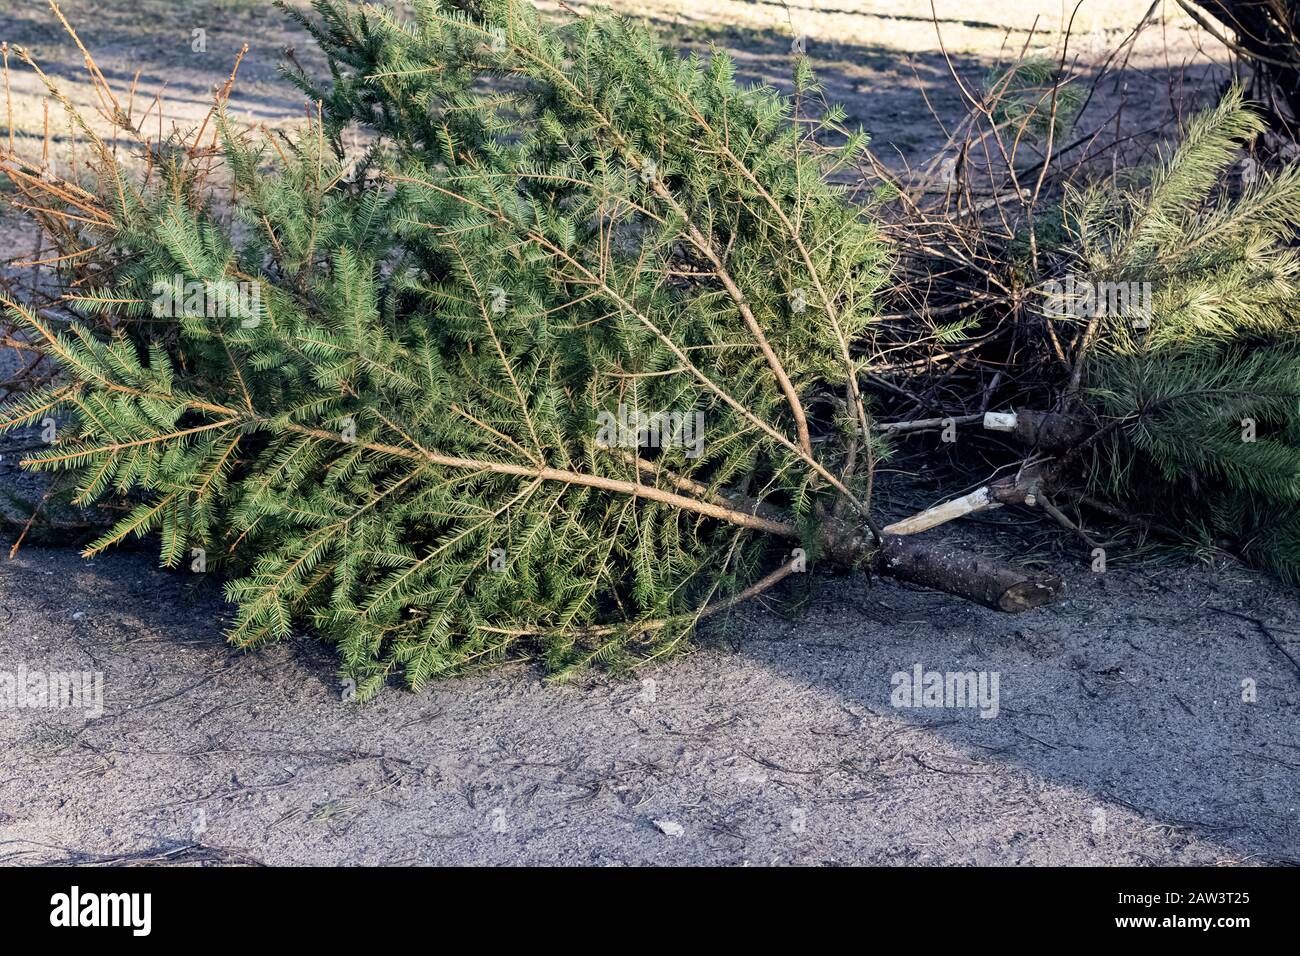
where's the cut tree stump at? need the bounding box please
[815,518,1065,613]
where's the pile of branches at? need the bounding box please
[862,20,1300,586]
[2,0,1299,695]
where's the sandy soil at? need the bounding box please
[2,537,1298,865]
[1,1,1297,867]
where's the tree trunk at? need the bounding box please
[817,501,1063,613]
[875,535,1064,611]
[1184,1,1300,131]
[717,485,1065,614]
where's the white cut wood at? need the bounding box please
[883,486,1001,535]
[983,411,1018,432]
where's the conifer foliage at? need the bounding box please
[1,0,900,695]
[1061,87,1300,580]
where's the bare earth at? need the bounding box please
[1,1,1298,866]
[2,536,1299,866]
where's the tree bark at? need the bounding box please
[982,409,1089,451]
[716,484,1065,614]
[814,510,1063,613]
[1183,1,1300,131]
[875,535,1064,612]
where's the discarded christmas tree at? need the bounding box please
[0,0,1062,696]
[1067,86,1300,579]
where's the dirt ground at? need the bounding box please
[3,536,1299,865]
[1,0,1298,866]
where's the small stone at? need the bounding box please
[653,819,684,837]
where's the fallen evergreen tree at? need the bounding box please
[0,0,1064,696]
[7,2,1300,697]
[1065,86,1300,579]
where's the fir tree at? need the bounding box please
[2,0,914,695]
[1061,86,1300,580]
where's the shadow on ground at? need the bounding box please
[0,0,1225,171]
[1,522,1296,866]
